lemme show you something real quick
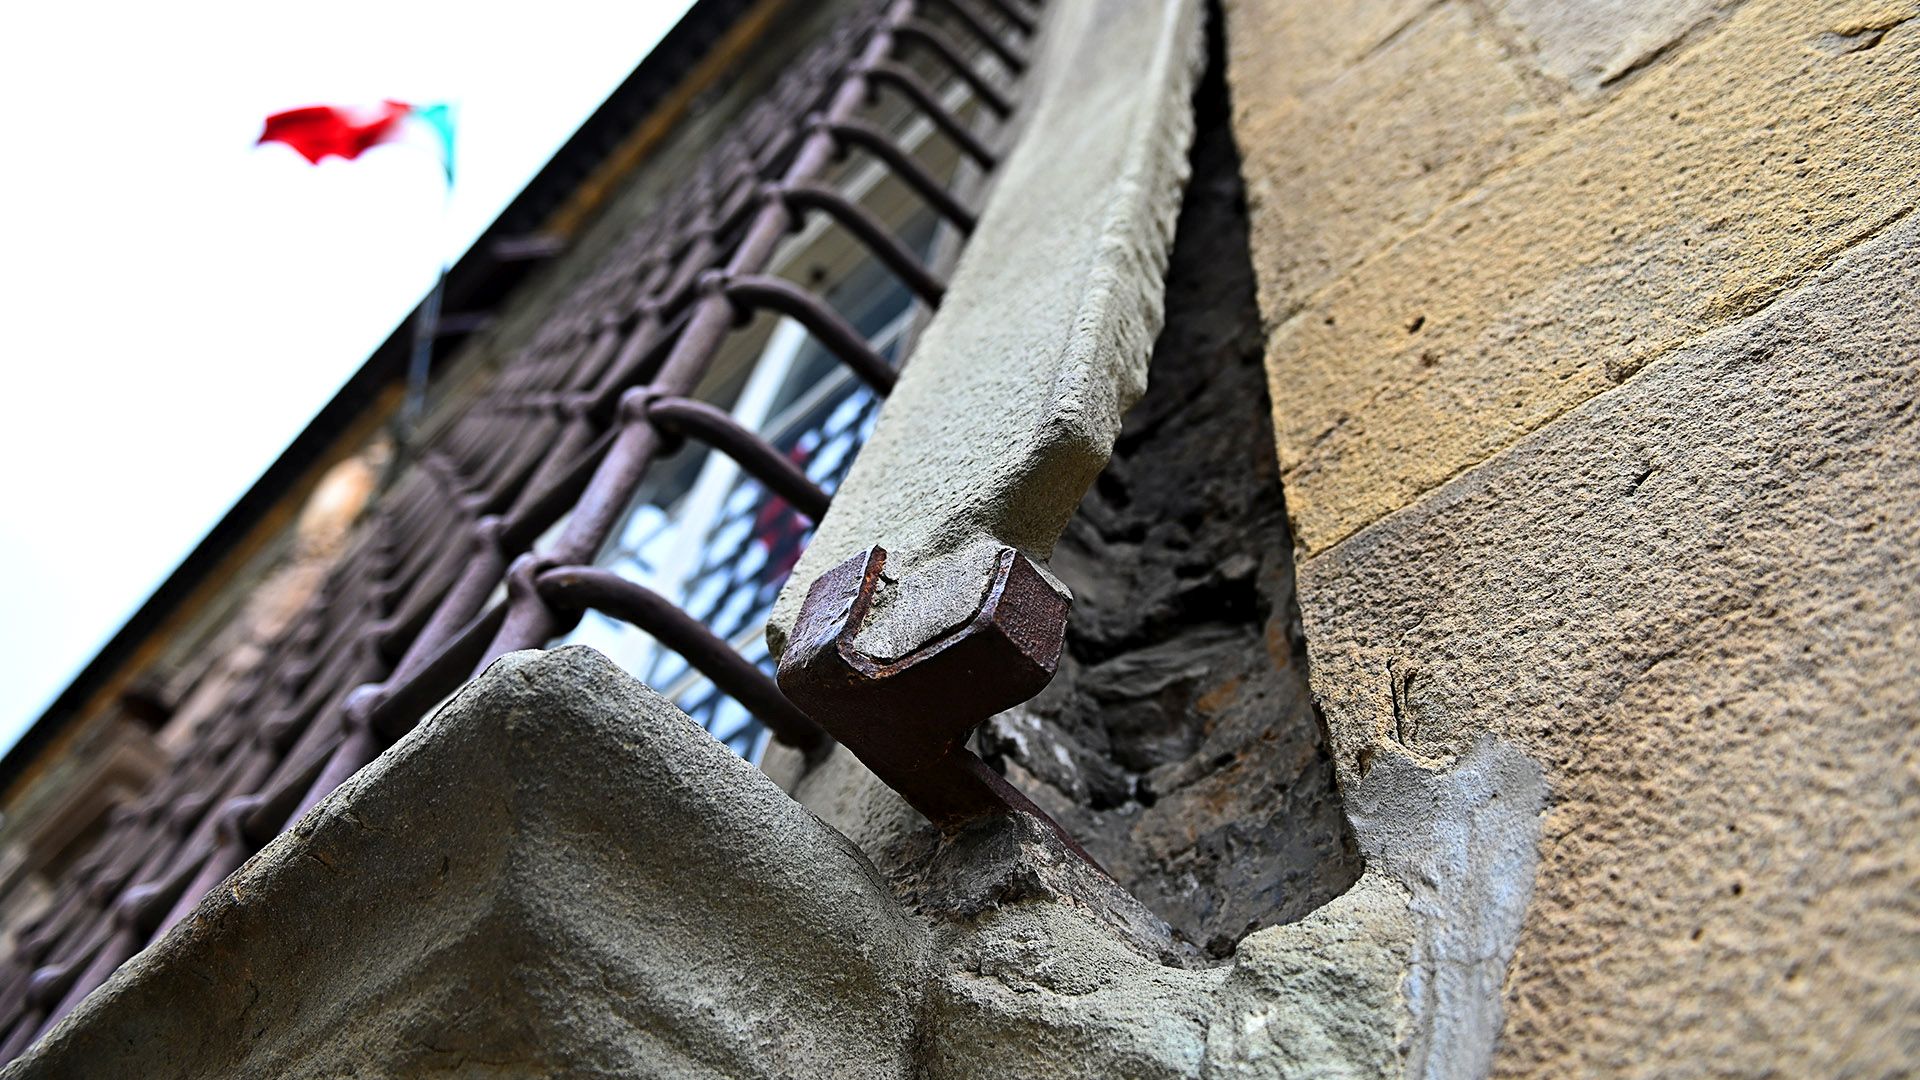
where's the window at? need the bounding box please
[553,17,1006,760]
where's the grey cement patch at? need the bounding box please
[1346,740,1547,1080]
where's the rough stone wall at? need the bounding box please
[1225,0,1920,1074]
[980,19,1364,957]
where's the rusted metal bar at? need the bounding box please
[35,737,282,1035]
[893,21,1015,116]
[481,0,931,661]
[778,182,949,303]
[777,544,1094,864]
[535,567,826,750]
[501,426,619,551]
[863,60,1000,166]
[820,119,978,235]
[365,600,509,742]
[638,393,835,521]
[926,0,1032,71]
[724,272,901,391]
[291,522,508,814]
[147,728,346,943]
[964,0,1040,36]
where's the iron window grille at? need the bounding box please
[0,0,1046,1059]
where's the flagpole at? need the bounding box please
[390,103,457,480]
[257,98,457,485]
[402,263,447,440]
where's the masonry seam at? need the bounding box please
[1293,204,1920,564]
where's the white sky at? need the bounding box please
[0,0,699,752]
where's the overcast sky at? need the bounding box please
[0,0,698,752]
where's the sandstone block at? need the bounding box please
[1295,216,1920,1076]
[1230,2,1551,315]
[1261,0,1920,554]
[1221,0,1434,103]
[5,648,930,1080]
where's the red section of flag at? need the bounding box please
[257,101,413,165]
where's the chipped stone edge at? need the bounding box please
[3,649,930,1080]
[765,0,1209,657]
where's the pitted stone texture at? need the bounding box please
[918,857,1419,1080]
[889,812,1195,967]
[1226,0,1553,313]
[1254,0,1920,555]
[925,899,1223,1080]
[783,742,928,866]
[1220,0,1433,103]
[4,648,928,1080]
[1489,0,1739,92]
[767,0,1207,657]
[1297,218,1920,1075]
[1202,881,1415,1078]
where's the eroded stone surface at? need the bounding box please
[5,649,929,1080]
[1220,0,1432,104]
[890,812,1195,967]
[1203,881,1414,1078]
[1227,0,1553,314]
[1297,217,1920,1075]
[780,742,926,867]
[1489,0,1741,91]
[3,647,1432,1080]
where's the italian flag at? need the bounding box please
[258,101,456,183]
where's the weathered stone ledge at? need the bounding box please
[2,647,1471,1079]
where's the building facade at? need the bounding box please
[0,0,1914,1075]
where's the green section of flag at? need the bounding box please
[412,103,457,185]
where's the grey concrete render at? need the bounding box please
[764,0,1208,661]
[1343,740,1545,1080]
